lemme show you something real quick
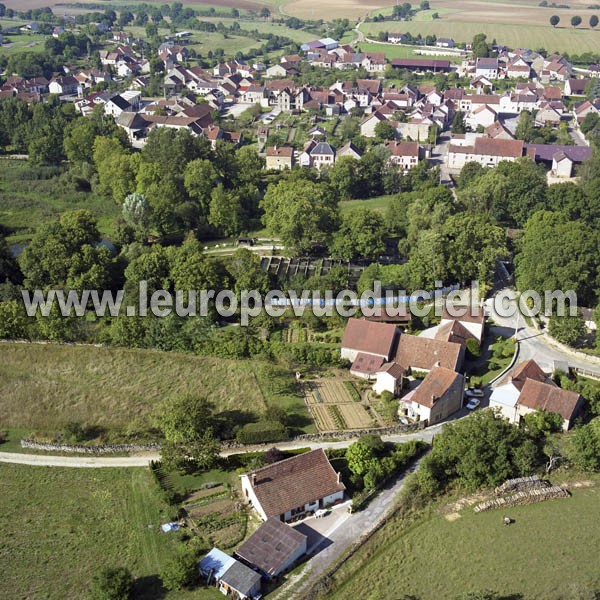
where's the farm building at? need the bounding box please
[399,366,464,425]
[439,306,485,345]
[373,361,405,396]
[199,547,262,599]
[240,449,346,522]
[394,335,465,373]
[448,137,524,169]
[341,318,399,364]
[235,518,307,579]
[491,362,582,430]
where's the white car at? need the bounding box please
[464,388,485,398]
[465,398,481,410]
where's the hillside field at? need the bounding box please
[0,463,224,599]
[325,476,600,599]
[0,342,312,436]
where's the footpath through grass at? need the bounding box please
[326,476,600,600]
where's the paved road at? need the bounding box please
[272,458,424,600]
[485,288,600,373]
[0,426,443,468]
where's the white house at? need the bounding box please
[373,362,404,396]
[240,449,345,522]
[448,137,524,169]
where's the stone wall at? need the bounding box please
[20,439,162,454]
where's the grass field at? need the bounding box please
[0,159,120,245]
[0,342,313,436]
[0,32,47,56]
[357,41,464,62]
[0,463,225,600]
[326,477,600,599]
[339,194,397,215]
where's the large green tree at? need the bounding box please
[515,211,599,306]
[330,208,386,261]
[260,178,339,254]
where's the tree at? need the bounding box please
[522,410,564,437]
[160,550,198,591]
[153,394,215,444]
[442,213,508,286]
[472,33,490,58]
[451,110,467,134]
[571,15,582,27]
[0,300,29,339]
[515,211,598,306]
[568,416,600,470]
[515,110,536,142]
[548,311,586,347]
[330,208,386,261]
[0,235,22,284]
[122,193,151,238]
[226,247,271,296]
[374,120,397,142]
[260,178,339,254]
[329,155,363,200]
[208,184,243,236]
[346,438,378,476]
[89,566,133,600]
[591,15,599,28]
[550,14,560,27]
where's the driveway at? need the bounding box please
[271,458,423,600]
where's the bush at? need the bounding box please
[466,338,481,358]
[236,421,290,444]
[89,566,133,600]
[160,550,199,591]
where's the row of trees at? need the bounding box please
[549,14,599,27]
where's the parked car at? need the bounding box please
[466,398,481,410]
[464,388,484,398]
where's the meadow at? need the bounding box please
[0,159,120,245]
[325,476,600,599]
[0,463,224,599]
[356,40,464,62]
[0,342,312,436]
[339,194,397,215]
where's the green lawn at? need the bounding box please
[0,159,120,245]
[0,342,313,438]
[0,463,225,600]
[0,32,47,56]
[326,477,600,599]
[357,41,464,63]
[339,194,397,215]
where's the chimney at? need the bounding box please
[251,473,257,486]
[337,472,341,484]
[434,360,441,368]
[431,394,437,404]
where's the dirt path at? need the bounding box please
[0,425,442,468]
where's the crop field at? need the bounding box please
[325,476,600,600]
[306,379,375,430]
[308,379,356,404]
[361,1,600,54]
[337,403,375,428]
[0,342,313,436]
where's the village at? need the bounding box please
[1,27,599,179]
[2,5,600,599]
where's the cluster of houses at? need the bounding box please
[340,312,583,431]
[340,310,485,425]
[199,448,346,598]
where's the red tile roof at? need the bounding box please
[351,352,385,376]
[410,366,462,408]
[341,318,398,359]
[245,449,345,518]
[499,359,548,391]
[394,334,463,372]
[518,379,581,422]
